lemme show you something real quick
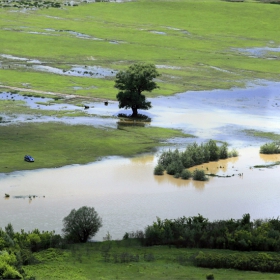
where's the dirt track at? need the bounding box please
[0,85,107,102]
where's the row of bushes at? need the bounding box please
[128,214,280,252]
[195,251,280,273]
[154,140,238,180]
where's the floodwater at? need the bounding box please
[1,82,280,240]
[0,147,280,241]
[234,46,280,58]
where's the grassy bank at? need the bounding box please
[0,0,279,98]
[0,122,191,173]
[244,130,280,141]
[24,242,280,280]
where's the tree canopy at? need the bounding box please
[62,206,102,243]
[115,63,160,117]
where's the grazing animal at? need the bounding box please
[84,105,89,109]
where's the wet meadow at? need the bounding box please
[1,0,280,279]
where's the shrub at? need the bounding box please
[260,142,280,154]
[219,143,228,159]
[206,274,214,280]
[153,164,164,175]
[181,169,192,180]
[207,140,219,161]
[228,149,239,157]
[195,251,280,273]
[192,169,207,181]
[166,160,184,175]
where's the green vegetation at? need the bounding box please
[244,130,280,141]
[0,223,63,279]
[195,251,280,273]
[0,122,190,173]
[3,213,280,279]
[115,63,159,117]
[154,140,238,180]
[0,0,279,98]
[62,206,102,243]
[143,213,280,252]
[24,243,280,280]
[260,142,280,154]
[254,161,280,168]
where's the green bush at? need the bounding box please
[181,169,192,180]
[260,142,280,154]
[166,160,184,175]
[228,149,239,157]
[206,273,214,280]
[219,143,228,159]
[192,169,207,181]
[195,251,280,273]
[153,164,164,175]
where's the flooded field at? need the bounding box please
[0,147,280,241]
[1,82,280,240]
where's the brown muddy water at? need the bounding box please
[1,147,280,241]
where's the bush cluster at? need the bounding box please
[142,214,280,252]
[0,223,63,279]
[260,142,280,154]
[195,251,280,273]
[154,140,238,180]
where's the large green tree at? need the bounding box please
[62,206,102,243]
[115,63,160,117]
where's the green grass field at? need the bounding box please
[24,242,280,280]
[0,0,279,98]
[0,122,191,173]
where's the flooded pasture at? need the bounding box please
[0,147,280,241]
[1,82,280,240]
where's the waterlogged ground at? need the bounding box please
[1,80,280,143]
[0,147,280,241]
[1,82,280,240]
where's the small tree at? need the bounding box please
[115,63,160,117]
[62,206,102,243]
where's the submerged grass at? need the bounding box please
[0,122,190,173]
[0,0,279,98]
[244,130,280,141]
[24,242,280,280]
[254,161,280,168]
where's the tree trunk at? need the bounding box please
[131,107,138,117]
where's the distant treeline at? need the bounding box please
[126,213,280,252]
